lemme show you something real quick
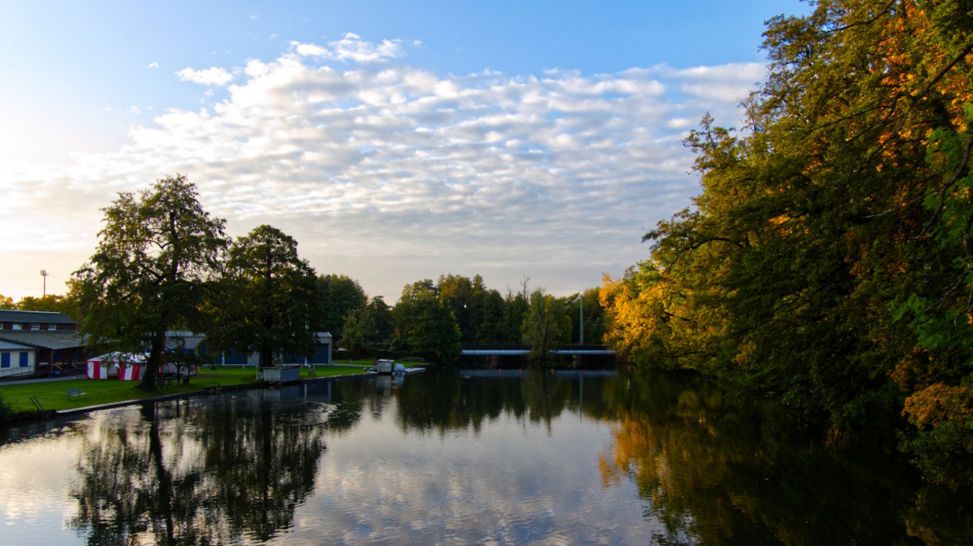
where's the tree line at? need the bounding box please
[58,175,605,389]
[599,0,973,487]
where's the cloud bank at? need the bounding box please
[1,35,763,300]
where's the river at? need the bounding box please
[0,370,969,545]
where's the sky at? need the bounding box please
[0,0,808,302]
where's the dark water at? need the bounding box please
[0,370,970,545]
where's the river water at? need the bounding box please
[0,370,969,545]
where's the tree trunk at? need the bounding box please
[139,330,166,390]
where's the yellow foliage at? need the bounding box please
[902,383,973,429]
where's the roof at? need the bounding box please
[0,331,86,350]
[0,310,77,324]
[0,339,33,351]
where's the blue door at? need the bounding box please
[1,353,9,368]
[19,352,28,367]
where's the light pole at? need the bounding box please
[40,269,48,297]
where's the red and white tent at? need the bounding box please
[86,352,146,380]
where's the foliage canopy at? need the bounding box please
[601,0,973,486]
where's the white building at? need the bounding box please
[0,339,36,378]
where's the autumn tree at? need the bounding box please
[71,175,227,389]
[602,0,973,484]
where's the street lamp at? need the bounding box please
[40,269,48,297]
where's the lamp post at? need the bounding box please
[40,269,48,297]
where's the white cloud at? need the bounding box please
[177,66,234,86]
[1,39,761,301]
[147,62,159,70]
[291,33,405,63]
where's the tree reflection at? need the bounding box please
[65,373,973,545]
[594,372,973,545]
[393,370,577,435]
[69,388,357,545]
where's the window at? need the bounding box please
[30,323,40,331]
[1,353,9,368]
[11,324,22,331]
[48,323,58,331]
[19,352,28,367]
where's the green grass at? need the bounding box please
[331,357,430,368]
[0,365,368,413]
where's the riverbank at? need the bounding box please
[0,364,378,423]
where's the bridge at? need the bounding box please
[461,345,615,357]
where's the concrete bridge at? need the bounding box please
[461,345,616,357]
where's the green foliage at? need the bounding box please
[563,288,605,345]
[341,296,394,355]
[314,274,367,341]
[15,294,73,314]
[902,421,973,490]
[392,280,461,364]
[601,0,973,484]
[70,175,227,389]
[435,274,511,343]
[0,294,16,309]
[208,225,318,368]
[521,290,570,364]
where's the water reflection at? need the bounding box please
[68,387,358,545]
[0,371,970,544]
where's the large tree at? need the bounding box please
[392,280,461,364]
[212,225,318,369]
[71,175,227,389]
[341,296,394,355]
[601,0,973,485]
[314,274,367,342]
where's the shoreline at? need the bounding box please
[1,370,382,426]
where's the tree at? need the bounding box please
[341,296,393,355]
[392,280,461,364]
[212,225,318,369]
[0,294,15,309]
[502,290,529,345]
[521,289,569,365]
[314,274,367,342]
[16,294,72,314]
[602,0,973,484]
[564,288,605,345]
[71,175,227,390]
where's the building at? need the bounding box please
[0,338,36,378]
[0,310,87,378]
[166,331,333,366]
[0,310,77,332]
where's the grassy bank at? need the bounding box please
[0,365,367,413]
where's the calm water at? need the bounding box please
[0,370,970,545]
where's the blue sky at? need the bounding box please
[0,1,808,301]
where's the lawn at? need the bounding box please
[0,365,368,413]
[332,357,429,368]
